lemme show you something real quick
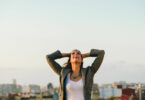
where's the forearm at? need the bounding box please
[61,53,70,57]
[90,49,105,57]
[46,50,62,60]
[89,49,105,73]
[46,50,70,59]
[46,50,70,75]
[82,53,90,58]
[82,49,104,58]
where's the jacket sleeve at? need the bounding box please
[90,49,105,74]
[46,50,63,75]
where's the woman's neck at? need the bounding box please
[71,63,81,76]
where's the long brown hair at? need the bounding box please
[64,49,83,69]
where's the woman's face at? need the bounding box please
[70,50,82,64]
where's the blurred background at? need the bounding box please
[0,0,145,100]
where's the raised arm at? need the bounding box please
[46,50,70,75]
[83,49,105,74]
[90,49,105,74]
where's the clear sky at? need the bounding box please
[0,0,145,87]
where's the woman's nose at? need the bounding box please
[75,52,79,55]
[75,54,80,57]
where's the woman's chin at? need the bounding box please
[72,60,81,64]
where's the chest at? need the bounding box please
[65,73,83,92]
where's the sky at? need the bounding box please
[0,0,145,87]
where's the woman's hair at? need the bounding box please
[64,49,83,69]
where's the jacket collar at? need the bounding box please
[62,68,71,80]
[81,68,87,86]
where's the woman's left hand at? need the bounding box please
[82,53,90,58]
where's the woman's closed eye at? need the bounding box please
[71,52,75,55]
[71,51,81,55]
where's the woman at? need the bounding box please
[46,49,105,100]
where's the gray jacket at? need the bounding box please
[46,49,105,100]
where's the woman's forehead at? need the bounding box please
[71,49,81,53]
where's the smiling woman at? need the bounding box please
[46,49,105,100]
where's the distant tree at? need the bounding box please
[107,96,114,100]
[47,83,53,90]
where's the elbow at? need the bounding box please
[46,55,51,63]
[46,55,49,60]
[100,50,105,56]
[99,50,105,58]
[102,50,105,55]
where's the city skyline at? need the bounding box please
[0,0,145,87]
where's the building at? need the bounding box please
[99,84,122,99]
[10,79,17,85]
[0,84,22,97]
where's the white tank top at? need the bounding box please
[66,73,84,100]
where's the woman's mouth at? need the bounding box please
[73,57,79,59]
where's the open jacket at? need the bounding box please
[46,49,105,100]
